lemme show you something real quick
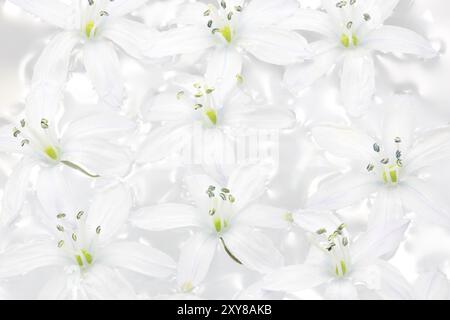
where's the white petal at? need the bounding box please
[239,27,310,65]
[279,9,337,37]
[143,92,192,122]
[325,279,358,300]
[108,0,150,17]
[352,219,409,264]
[8,0,74,29]
[373,260,413,299]
[293,211,342,234]
[175,2,209,25]
[263,264,331,292]
[311,124,375,163]
[307,172,377,210]
[368,188,404,228]
[83,40,124,108]
[1,159,35,226]
[205,47,243,101]
[399,178,450,227]
[103,18,157,60]
[131,204,200,231]
[86,184,132,242]
[0,241,68,278]
[147,26,214,58]
[414,270,450,300]
[240,0,299,27]
[32,31,80,88]
[62,138,131,177]
[223,106,296,130]
[99,241,175,278]
[340,52,375,117]
[363,25,437,58]
[228,165,270,212]
[177,233,217,288]
[136,124,192,163]
[284,40,341,91]
[237,204,292,229]
[184,174,221,213]
[222,225,284,273]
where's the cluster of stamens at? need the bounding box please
[366,137,403,185]
[12,118,59,161]
[315,223,349,277]
[204,1,242,43]
[83,0,114,39]
[177,83,218,125]
[56,210,101,269]
[335,0,372,48]
[205,185,235,232]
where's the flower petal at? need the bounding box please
[99,241,175,278]
[85,184,132,242]
[1,159,35,226]
[0,241,68,279]
[83,40,124,108]
[340,52,375,117]
[414,270,450,300]
[240,0,299,27]
[147,26,214,58]
[8,0,74,29]
[237,204,292,229]
[222,225,284,273]
[263,264,331,292]
[373,260,413,299]
[103,18,157,60]
[279,9,337,37]
[324,279,358,300]
[307,172,377,210]
[131,204,200,231]
[363,25,437,58]
[184,174,221,213]
[177,233,217,288]
[32,31,80,88]
[108,0,150,17]
[223,105,296,130]
[239,27,310,65]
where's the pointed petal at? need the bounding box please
[311,124,375,162]
[0,241,68,278]
[131,204,200,231]
[32,31,80,88]
[373,260,413,299]
[147,26,214,58]
[109,0,150,17]
[240,0,299,27]
[293,211,342,233]
[83,40,124,108]
[398,178,450,227]
[284,40,341,91]
[1,159,35,226]
[368,188,404,227]
[8,0,74,29]
[352,219,409,264]
[177,233,217,288]
[86,184,132,242]
[237,204,292,229]
[205,47,243,101]
[279,8,337,37]
[222,226,284,273]
[263,264,331,292]
[103,18,157,60]
[239,27,310,65]
[307,172,377,210]
[340,53,375,117]
[414,270,450,300]
[228,165,270,212]
[363,25,437,58]
[143,92,192,122]
[223,106,296,130]
[325,279,358,300]
[99,241,175,278]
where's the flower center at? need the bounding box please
[204,1,242,44]
[314,224,350,277]
[366,137,404,186]
[205,185,235,233]
[55,211,102,269]
[336,0,373,49]
[81,0,111,39]
[178,83,219,126]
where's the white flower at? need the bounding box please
[131,165,291,293]
[8,0,155,108]
[263,212,411,300]
[0,184,176,300]
[137,73,295,165]
[308,95,450,228]
[282,0,437,115]
[0,93,134,225]
[148,0,310,94]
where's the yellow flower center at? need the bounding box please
[44,146,59,161]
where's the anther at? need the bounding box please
[41,118,49,129]
[57,213,66,219]
[373,143,380,152]
[57,240,64,248]
[381,158,389,164]
[76,211,84,220]
[56,225,64,232]
[363,13,371,21]
[336,1,347,8]
[72,233,78,241]
[21,139,29,147]
[220,0,226,9]
[316,228,327,235]
[96,226,101,234]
